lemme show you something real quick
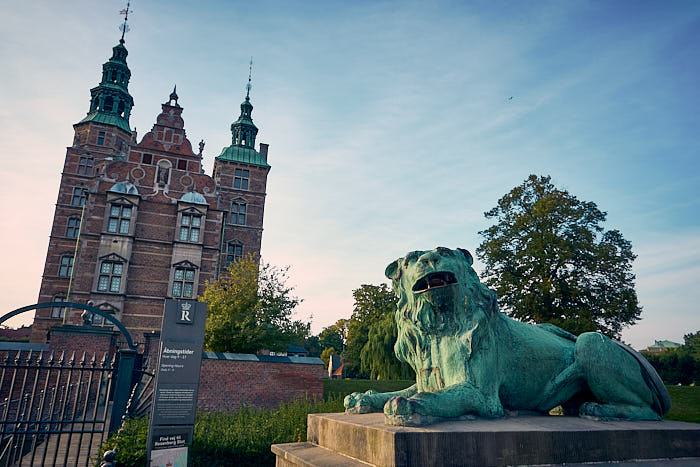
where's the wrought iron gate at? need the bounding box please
[0,303,154,466]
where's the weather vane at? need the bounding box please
[246,57,253,98]
[119,0,133,42]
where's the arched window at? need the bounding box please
[51,295,67,319]
[231,200,246,225]
[97,260,123,293]
[104,96,114,112]
[117,100,125,117]
[66,217,81,238]
[226,241,243,265]
[59,255,74,277]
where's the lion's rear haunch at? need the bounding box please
[342,247,671,426]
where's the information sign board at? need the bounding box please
[147,299,207,466]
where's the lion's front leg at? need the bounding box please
[383,382,503,426]
[344,384,417,414]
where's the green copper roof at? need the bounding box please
[217,145,270,167]
[78,111,131,133]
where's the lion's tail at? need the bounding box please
[614,340,672,415]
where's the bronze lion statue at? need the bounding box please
[344,247,670,426]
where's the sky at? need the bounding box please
[0,0,698,350]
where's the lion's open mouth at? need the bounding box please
[412,271,457,293]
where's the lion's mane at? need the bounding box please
[392,253,498,371]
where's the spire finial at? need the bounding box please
[169,84,179,106]
[119,0,132,43]
[246,57,253,99]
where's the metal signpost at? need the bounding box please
[147,299,207,467]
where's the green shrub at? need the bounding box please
[96,397,344,467]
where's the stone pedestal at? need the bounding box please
[272,412,700,466]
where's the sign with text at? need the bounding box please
[147,300,207,466]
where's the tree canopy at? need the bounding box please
[200,256,305,353]
[476,175,641,338]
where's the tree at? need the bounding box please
[477,175,641,338]
[200,255,305,353]
[320,347,337,367]
[345,284,403,378]
[361,311,414,380]
[318,320,347,353]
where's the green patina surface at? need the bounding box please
[345,247,671,426]
[216,145,270,167]
[77,111,131,133]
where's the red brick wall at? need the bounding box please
[197,358,325,412]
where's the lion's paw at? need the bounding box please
[383,396,433,426]
[344,391,380,414]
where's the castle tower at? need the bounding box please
[32,39,137,342]
[213,89,271,275]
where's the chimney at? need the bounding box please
[259,143,269,161]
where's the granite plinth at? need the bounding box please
[272,412,700,467]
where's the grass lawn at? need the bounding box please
[664,385,700,423]
[325,380,700,424]
[323,378,414,401]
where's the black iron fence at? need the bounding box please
[0,350,113,467]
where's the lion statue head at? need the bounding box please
[385,247,498,369]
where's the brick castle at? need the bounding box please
[31,36,271,344]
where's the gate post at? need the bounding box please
[109,348,137,435]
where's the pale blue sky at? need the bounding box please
[0,1,698,349]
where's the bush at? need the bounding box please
[96,397,344,467]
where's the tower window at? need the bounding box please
[107,204,132,234]
[97,131,106,146]
[172,267,195,298]
[231,201,246,225]
[179,213,201,242]
[66,217,81,238]
[177,159,187,170]
[78,157,94,175]
[51,295,67,319]
[97,261,123,293]
[59,255,74,277]
[142,153,153,165]
[234,169,249,190]
[71,188,87,206]
[226,242,243,265]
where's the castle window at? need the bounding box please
[97,131,106,146]
[97,261,123,293]
[66,217,81,238]
[51,295,67,319]
[142,153,153,165]
[71,188,87,206]
[107,204,132,234]
[231,200,246,225]
[172,267,195,298]
[78,156,94,175]
[226,242,243,265]
[59,255,74,277]
[177,159,187,170]
[234,169,249,190]
[179,213,201,242]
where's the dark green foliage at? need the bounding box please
[201,256,306,353]
[644,331,700,385]
[361,311,414,380]
[96,398,345,467]
[345,284,411,379]
[663,386,700,423]
[477,175,641,338]
[318,323,345,353]
[323,378,415,401]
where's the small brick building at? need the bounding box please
[32,37,272,346]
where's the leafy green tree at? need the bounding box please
[200,256,305,353]
[345,284,400,378]
[361,311,414,380]
[477,175,642,338]
[320,347,337,367]
[319,321,347,353]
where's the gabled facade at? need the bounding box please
[31,38,272,345]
